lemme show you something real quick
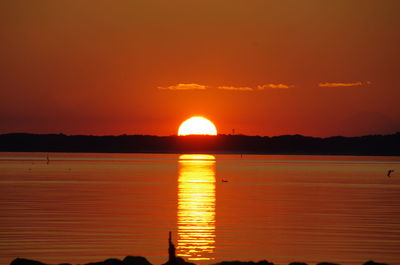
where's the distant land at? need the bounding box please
[1,133,400,156]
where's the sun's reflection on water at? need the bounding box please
[177,154,216,262]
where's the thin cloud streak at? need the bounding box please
[158,83,207,90]
[257,84,292,90]
[217,86,254,91]
[159,83,294,91]
[319,81,371,87]
[218,83,293,91]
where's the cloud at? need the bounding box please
[158,83,294,91]
[257,84,292,90]
[217,86,254,91]
[318,81,371,87]
[217,83,293,91]
[158,83,207,90]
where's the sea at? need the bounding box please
[0,153,399,265]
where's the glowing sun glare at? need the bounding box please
[178,117,217,136]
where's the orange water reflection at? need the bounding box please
[177,154,216,262]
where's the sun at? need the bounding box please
[178,116,217,136]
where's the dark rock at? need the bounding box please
[104,259,123,265]
[258,261,274,265]
[363,261,388,265]
[213,260,274,265]
[123,256,153,265]
[84,258,123,265]
[10,258,48,265]
[176,257,195,265]
[8,257,389,265]
[162,257,195,265]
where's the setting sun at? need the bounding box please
[178,116,217,136]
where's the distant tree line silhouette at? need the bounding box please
[0,132,399,155]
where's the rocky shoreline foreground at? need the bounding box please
[7,233,390,265]
[9,257,389,265]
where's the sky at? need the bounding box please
[1,0,399,137]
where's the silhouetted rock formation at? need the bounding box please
[10,256,152,265]
[8,257,391,265]
[163,258,194,265]
[363,261,388,265]
[213,261,274,265]
[11,258,50,265]
[1,132,399,155]
[123,256,153,265]
[85,258,124,265]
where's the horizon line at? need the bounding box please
[1,132,399,139]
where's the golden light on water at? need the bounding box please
[177,154,216,262]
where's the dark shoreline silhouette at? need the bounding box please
[0,132,399,155]
[8,231,390,265]
[9,257,389,265]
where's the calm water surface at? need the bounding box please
[0,153,400,265]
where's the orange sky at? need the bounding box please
[1,1,399,136]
